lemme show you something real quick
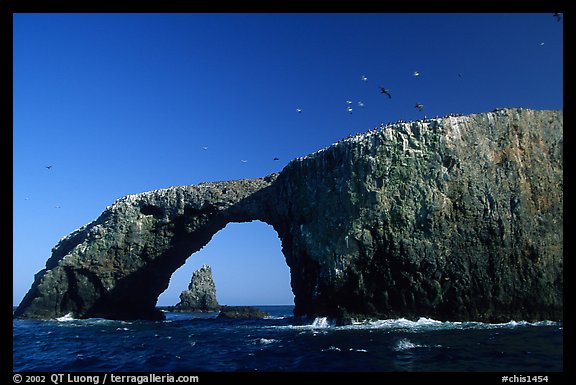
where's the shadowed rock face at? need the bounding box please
[14,108,563,322]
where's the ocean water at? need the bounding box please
[13,306,563,372]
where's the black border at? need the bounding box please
[5,1,570,384]
[2,0,570,14]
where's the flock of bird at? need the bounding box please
[293,13,561,147]
[295,70,426,129]
[36,13,562,209]
[295,13,561,121]
[377,75,424,113]
[296,71,423,117]
[292,76,422,133]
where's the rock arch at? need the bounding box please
[15,109,563,322]
[15,176,282,320]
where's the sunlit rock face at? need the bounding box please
[174,265,220,312]
[15,108,563,322]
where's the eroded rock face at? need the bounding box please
[14,108,563,322]
[273,109,563,322]
[174,265,219,312]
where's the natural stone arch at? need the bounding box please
[15,176,283,320]
[15,109,563,322]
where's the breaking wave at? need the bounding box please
[270,316,560,332]
[393,338,443,351]
[394,338,423,351]
[339,317,560,331]
[311,317,335,328]
[55,313,76,322]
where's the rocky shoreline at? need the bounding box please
[160,305,270,319]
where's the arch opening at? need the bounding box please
[157,220,294,308]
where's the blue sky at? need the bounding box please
[13,13,562,306]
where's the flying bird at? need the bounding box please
[54,205,61,209]
[296,107,302,113]
[361,75,368,81]
[415,102,424,111]
[553,13,562,22]
[540,42,545,46]
[202,146,208,150]
[379,86,392,99]
[46,165,53,170]
[273,157,279,161]
[413,71,420,77]
[346,106,353,114]
[240,160,248,163]
[358,101,365,108]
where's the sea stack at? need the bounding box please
[174,265,220,312]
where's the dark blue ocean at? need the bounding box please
[13,306,563,372]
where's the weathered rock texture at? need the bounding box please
[174,265,219,312]
[14,108,563,322]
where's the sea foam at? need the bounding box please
[394,338,423,351]
[268,316,560,332]
[55,313,76,322]
[311,317,333,328]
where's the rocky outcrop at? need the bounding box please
[216,306,270,319]
[276,108,563,323]
[14,108,563,323]
[173,265,219,312]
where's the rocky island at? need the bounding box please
[216,306,270,320]
[14,108,563,323]
[172,265,220,312]
[165,265,269,319]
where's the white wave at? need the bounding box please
[495,320,559,328]
[394,338,422,351]
[115,327,130,331]
[349,348,368,353]
[321,346,341,352]
[264,315,290,320]
[362,317,444,330]
[55,313,76,321]
[259,338,277,345]
[311,317,334,328]
[393,338,443,351]
[347,317,562,332]
[267,317,560,332]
